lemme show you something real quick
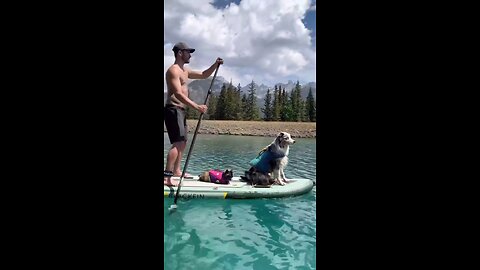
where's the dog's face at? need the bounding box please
[276,132,295,148]
[223,169,233,181]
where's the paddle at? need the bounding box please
[168,62,221,213]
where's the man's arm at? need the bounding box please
[167,69,202,111]
[188,58,223,80]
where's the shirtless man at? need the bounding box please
[164,41,223,186]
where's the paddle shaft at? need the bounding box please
[172,64,220,206]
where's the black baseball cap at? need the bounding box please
[172,42,195,53]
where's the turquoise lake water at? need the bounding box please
[164,134,316,270]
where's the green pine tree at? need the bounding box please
[306,87,316,122]
[280,87,288,121]
[262,88,273,121]
[295,81,302,121]
[215,84,227,120]
[299,99,306,122]
[207,94,217,120]
[234,83,242,120]
[241,93,248,120]
[224,82,237,120]
[185,106,200,119]
[245,80,260,120]
[272,85,280,121]
[288,88,297,121]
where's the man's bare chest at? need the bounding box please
[179,72,188,86]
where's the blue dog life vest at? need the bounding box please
[249,146,285,173]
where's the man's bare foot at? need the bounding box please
[173,172,192,177]
[164,179,179,186]
[273,179,285,186]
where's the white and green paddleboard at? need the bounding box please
[164,176,314,199]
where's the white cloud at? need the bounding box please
[164,0,315,91]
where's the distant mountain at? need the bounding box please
[187,76,230,104]
[164,76,229,105]
[164,77,316,109]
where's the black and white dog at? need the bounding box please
[242,132,295,186]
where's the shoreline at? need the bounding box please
[165,120,316,138]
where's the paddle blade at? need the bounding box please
[168,204,178,213]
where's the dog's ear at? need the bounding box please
[276,134,281,144]
[277,133,285,145]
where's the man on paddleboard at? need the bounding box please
[164,42,223,186]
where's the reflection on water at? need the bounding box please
[164,134,316,270]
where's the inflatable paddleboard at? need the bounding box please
[164,176,314,199]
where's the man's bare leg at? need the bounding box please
[164,144,181,186]
[173,140,187,177]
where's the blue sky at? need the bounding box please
[164,0,316,89]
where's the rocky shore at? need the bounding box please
[165,120,316,138]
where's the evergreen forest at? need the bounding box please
[185,80,316,122]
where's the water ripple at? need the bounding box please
[164,135,316,270]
